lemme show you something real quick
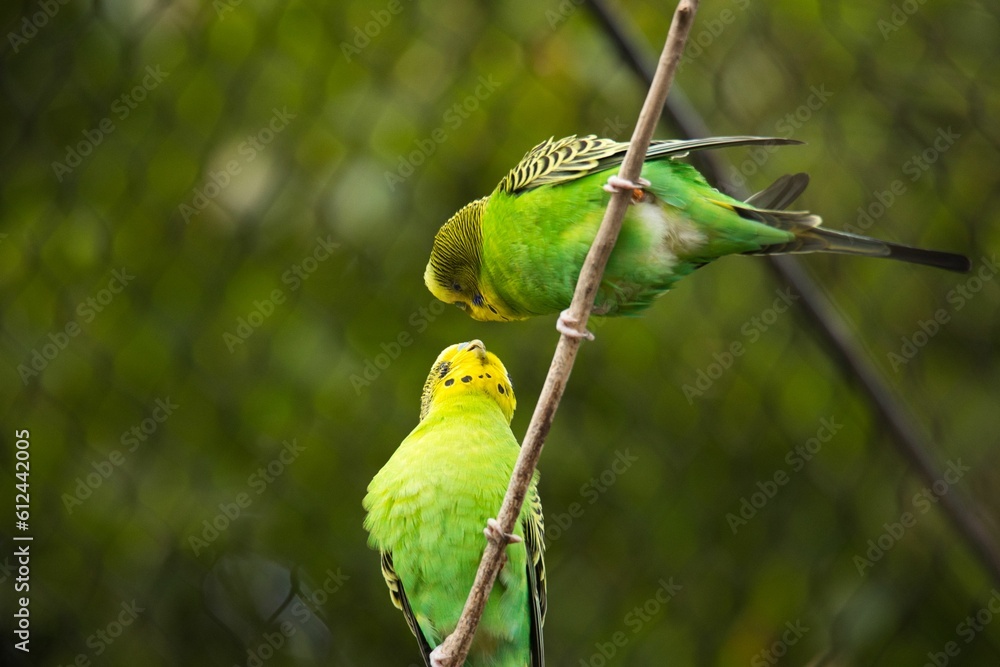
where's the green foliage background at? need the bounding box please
[1,0,998,664]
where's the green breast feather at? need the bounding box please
[481,156,796,317]
[363,341,545,666]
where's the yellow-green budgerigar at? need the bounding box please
[363,340,545,667]
[425,135,970,338]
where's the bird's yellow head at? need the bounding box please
[425,198,518,322]
[419,340,516,424]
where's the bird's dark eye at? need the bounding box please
[472,294,484,307]
[452,282,462,292]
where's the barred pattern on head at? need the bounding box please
[427,197,487,290]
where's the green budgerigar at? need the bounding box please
[425,135,970,337]
[363,340,546,667]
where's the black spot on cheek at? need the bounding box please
[461,376,472,383]
[478,375,483,379]
[444,378,455,387]
[488,305,498,314]
[486,373,492,378]
[497,384,505,394]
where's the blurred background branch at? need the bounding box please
[586,0,1000,591]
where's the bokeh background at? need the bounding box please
[2,0,999,664]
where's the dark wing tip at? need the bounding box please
[754,138,804,146]
[887,244,972,273]
[381,551,434,664]
[939,252,972,274]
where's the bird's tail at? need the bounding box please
[737,174,971,273]
[755,226,973,273]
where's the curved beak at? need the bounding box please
[462,339,487,360]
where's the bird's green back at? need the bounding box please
[427,134,968,322]
[481,159,795,317]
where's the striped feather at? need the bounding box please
[497,135,802,194]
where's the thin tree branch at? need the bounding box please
[431,2,701,665]
[585,0,1000,585]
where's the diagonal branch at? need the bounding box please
[431,2,701,665]
[585,0,1000,585]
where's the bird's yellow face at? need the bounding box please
[419,340,516,424]
[424,264,520,323]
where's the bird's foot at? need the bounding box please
[557,310,595,341]
[603,174,651,195]
[484,518,522,545]
[429,645,448,667]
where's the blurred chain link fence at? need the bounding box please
[1,0,999,664]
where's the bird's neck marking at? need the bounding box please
[429,378,512,424]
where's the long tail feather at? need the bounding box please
[737,174,971,273]
[754,227,971,273]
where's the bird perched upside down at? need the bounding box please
[425,135,970,338]
[363,340,546,667]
